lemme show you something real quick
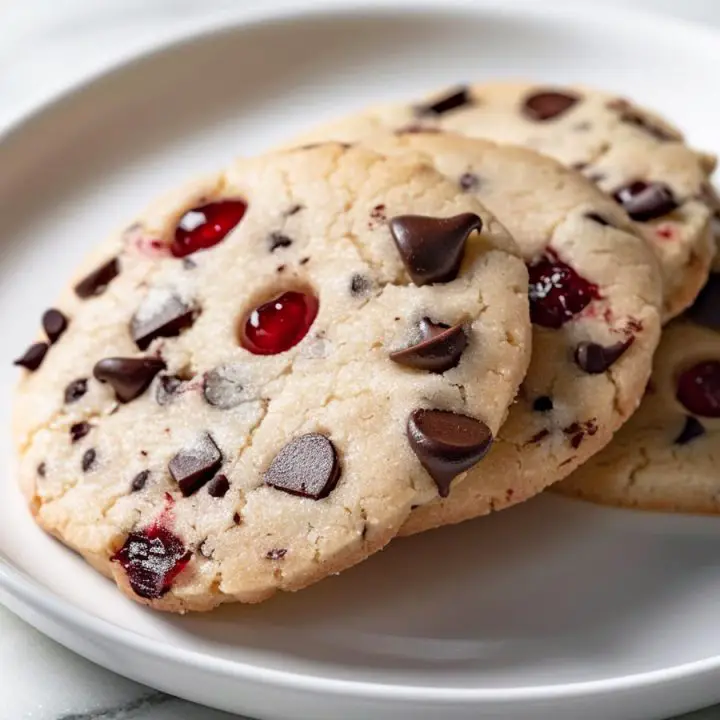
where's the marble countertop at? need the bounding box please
[1,1,720,718]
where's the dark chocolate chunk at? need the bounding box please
[42,309,68,344]
[203,365,245,409]
[266,548,287,560]
[459,172,480,192]
[533,395,554,412]
[390,318,467,373]
[131,470,150,492]
[93,356,165,403]
[613,181,678,221]
[207,473,230,498]
[14,342,49,371]
[168,433,222,497]
[269,232,293,252]
[674,415,705,445]
[64,378,88,404]
[407,409,493,497]
[70,422,91,443]
[687,273,720,331]
[82,448,97,472]
[416,87,471,116]
[74,257,120,299]
[349,274,372,297]
[390,213,481,286]
[575,338,634,374]
[585,212,613,227]
[233,512,242,524]
[522,90,579,121]
[37,462,46,478]
[131,294,195,350]
[264,433,340,500]
[156,374,184,406]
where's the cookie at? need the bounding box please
[557,272,720,513]
[322,132,662,534]
[13,143,531,611]
[290,81,717,320]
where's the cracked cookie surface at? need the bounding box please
[290,81,717,321]
[315,133,662,534]
[13,143,531,611]
[557,273,720,513]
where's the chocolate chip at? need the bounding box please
[156,374,184,405]
[207,473,230,498]
[37,462,46,478]
[131,294,195,350]
[131,470,150,492]
[285,204,303,216]
[266,548,287,560]
[390,318,467,373]
[563,420,597,449]
[416,87,471,116]
[269,232,293,252]
[613,181,678,221]
[585,212,613,227]
[82,448,97,472]
[168,433,222,497]
[70,422,91,443]
[203,365,246,409]
[233,512,242,524]
[533,396,554,412]
[687,274,720,331]
[407,409,493,497]
[459,172,480,192]
[74,258,120,299]
[14,342,48,371]
[300,257,310,265]
[575,338,634,374]
[527,429,550,444]
[94,357,166,402]
[264,433,340,500]
[370,204,387,222]
[390,213,482,286]
[64,378,88,404]
[522,90,579,121]
[349,274,372,297]
[42,309,68,344]
[674,415,705,445]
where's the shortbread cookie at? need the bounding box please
[557,273,720,513]
[13,143,531,611]
[330,132,662,534]
[291,81,717,320]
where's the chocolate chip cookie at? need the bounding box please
[290,81,717,320]
[330,132,662,534]
[13,143,531,611]
[557,272,720,513]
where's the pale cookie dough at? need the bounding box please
[13,143,531,612]
[330,132,662,535]
[291,81,717,320]
[557,273,720,513]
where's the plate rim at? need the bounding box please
[2,0,720,704]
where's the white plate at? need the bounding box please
[1,1,719,718]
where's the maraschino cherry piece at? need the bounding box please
[527,251,599,329]
[171,200,247,258]
[241,291,318,355]
[676,361,720,418]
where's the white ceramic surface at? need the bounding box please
[1,1,720,718]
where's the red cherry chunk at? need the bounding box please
[676,361,720,418]
[111,524,191,599]
[527,252,599,328]
[171,200,247,258]
[241,291,318,355]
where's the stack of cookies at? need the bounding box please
[13,81,719,613]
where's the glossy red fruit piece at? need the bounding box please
[171,200,247,258]
[111,524,191,599]
[241,291,319,355]
[527,252,599,329]
[676,360,720,418]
